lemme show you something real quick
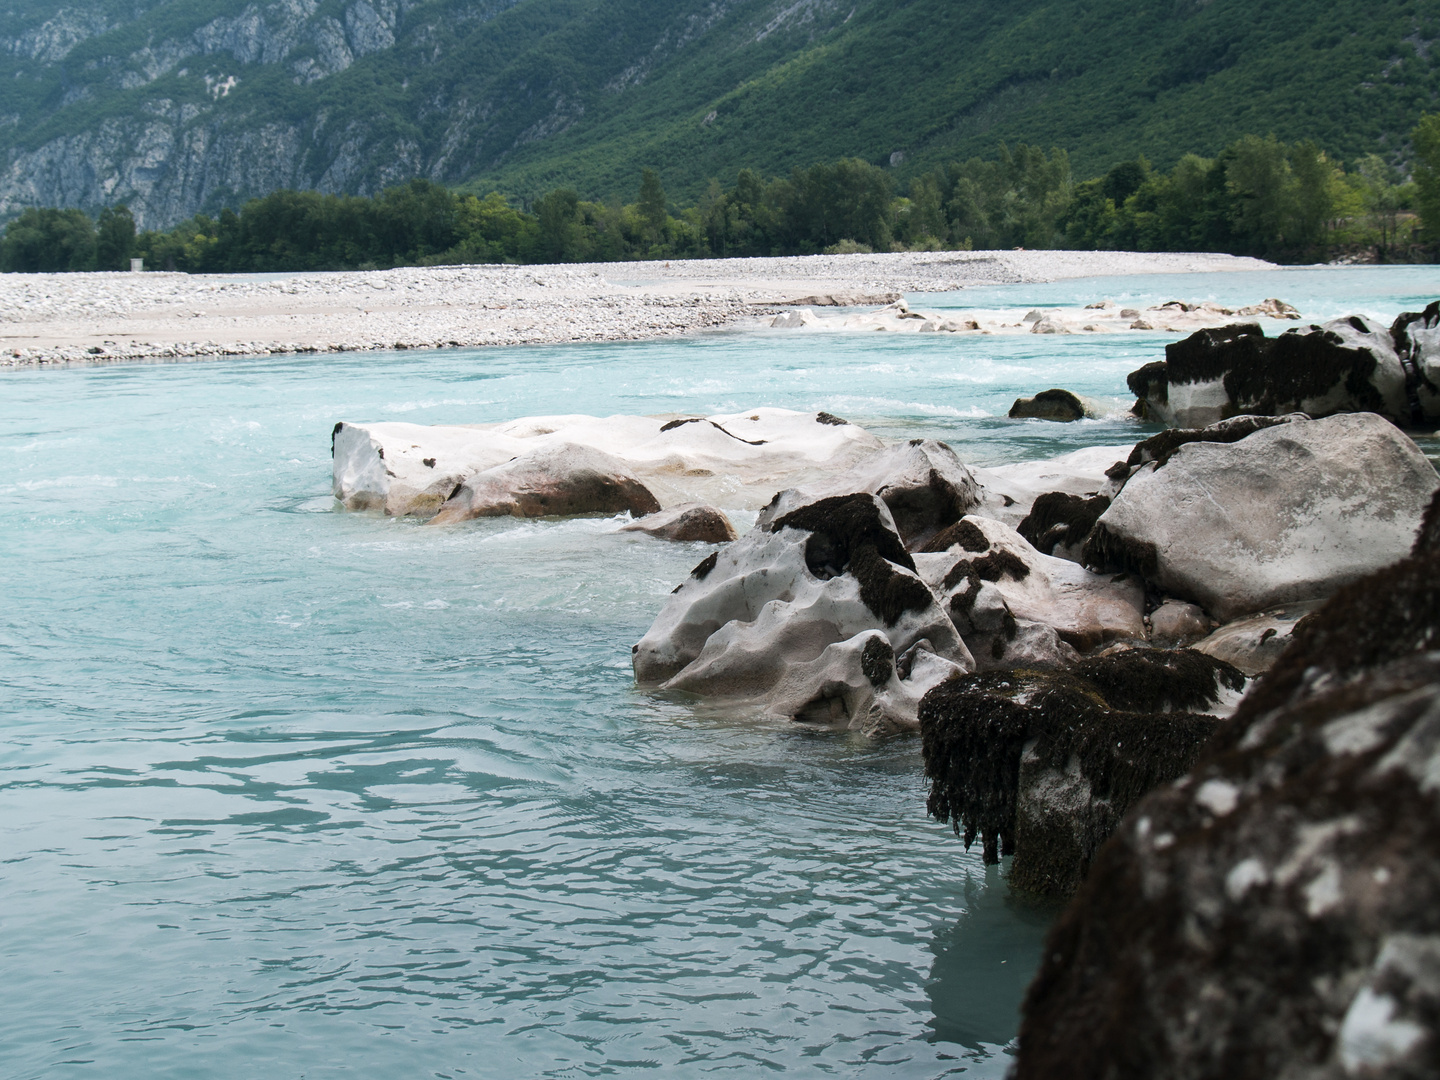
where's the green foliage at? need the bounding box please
[7,136,1434,276]
[1,208,98,271]
[1415,112,1440,244]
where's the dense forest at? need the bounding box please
[0,0,1433,227]
[5,119,1439,274]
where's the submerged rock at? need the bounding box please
[430,444,661,524]
[1015,495,1440,1079]
[920,649,1245,897]
[1128,313,1427,427]
[633,493,972,732]
[1008,388,1086,422]
[619,503,738,543]
[1083,412,1439,622]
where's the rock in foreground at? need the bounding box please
[1015,496,1440,1079]
[633,493,972,734]
[1085,412,1439,621]
[618,503,738,543]
[920,649,1245,897]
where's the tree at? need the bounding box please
[532,188,584,262]
[1413,113,1440,245]
[95,205,136,270]
[0,207,97,272]
[638,168,668,243]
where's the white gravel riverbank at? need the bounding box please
[0,249,1275,368]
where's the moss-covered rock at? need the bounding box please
[920,648,1244,897]
[1013,493,1440,1079]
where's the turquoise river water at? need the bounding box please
[2,267,1436,1079]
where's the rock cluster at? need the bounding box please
[1014,493,1440,1078]
[1128,303,1440,428]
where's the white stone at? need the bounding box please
[1091,413,1439,622]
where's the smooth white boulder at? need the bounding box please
[1084,412,1440,621]
[430,443,661,524]
[332,408,883,516]
[618,503,738,543]
[633,493,973,730]
[970,444,1131,525]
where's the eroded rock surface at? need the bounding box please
[1084,412,1439,621]
[633,493,972,733]
[1008,388,1087,422]
[1015,496,1440,1079]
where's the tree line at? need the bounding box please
[6,117,1440,274]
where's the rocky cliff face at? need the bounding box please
[0,0,847,226]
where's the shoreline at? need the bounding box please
[0,249,1275,369]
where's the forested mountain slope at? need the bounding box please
[0,0,1435,226]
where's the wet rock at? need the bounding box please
[430,444,661,524]
[920,649,1245,896]
[633,493,972,730]
[1017,492,1111,561]
[1190,600,1324,675]
[1127,316,1416,428]
[1030,317,1071,335]
[1014,499,1440,1078]
[917,515,1145,663]
[1083,412,1439,621]
[331,419,517,516]
[1008,388,1086,422]
[757,438,981,550]
[1148,599,1213,647]
[619,503,738,543]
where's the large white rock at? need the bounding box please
[332,408,883,517]
[633,493,973,730]
[1085,412,1439,621]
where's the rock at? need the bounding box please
[970,444,1132,527]
[1234,297,1301,319]
[1128,316,1416,428]
[917,515,1145,662]
[430,443,662,524]
[1083,412,1439,622]
[1085,300,1114,310]
[1120,308,1141,319]
[756,438,981,550]
[633,493,973,731]
[920,649,1246,895]
[1031,317,1071,335]
[1148,599,1212,647]
[1023,310,1045,324]
[1190,599,1324,675]
[1394,300,1440,421]
[1017,492,1111,561]
[773,292,902,307]
[618,503,738,543]
[1014,498,1440,1078]
[770,309,823,329]
[331,419,521,516]
[332,408,884,516]
[1008,388,1086,422]
[766,631,968,736]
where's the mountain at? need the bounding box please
[0,0,1434,227]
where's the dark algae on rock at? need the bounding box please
[1017,492,1111,557]
[773,493,932,626]
[1013,492,1440,1079]
[920,649,1243,897]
